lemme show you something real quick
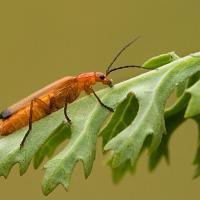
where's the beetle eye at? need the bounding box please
[99,74,105,80]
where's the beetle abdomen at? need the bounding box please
[0,95,51,135]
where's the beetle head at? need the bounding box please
[95,72,113,87]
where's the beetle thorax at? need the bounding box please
[77,72,96,90]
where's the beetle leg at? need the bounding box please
[50,96,71,124]
[20,100,34,148]
[64,102,72,124]
[20,98,51,148]
[91,88,114,112]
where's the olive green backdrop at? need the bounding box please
[0,0,200,199]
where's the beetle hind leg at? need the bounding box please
[20,100,34,149]
[20,98,51,149]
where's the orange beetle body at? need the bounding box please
[0,72,112,136]
[0,36,141,147]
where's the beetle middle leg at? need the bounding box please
[50,96,72,125]
[64,102,72,124]
[20,98,51,148]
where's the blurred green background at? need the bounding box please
[0,0,200,199]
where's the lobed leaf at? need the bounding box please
[104,54,200,168]
[192,116,200,178]
[149,73,200,170]
[33,123,71,169]
[0,52,200,195]
[101,92,139,147]
[185,79,200,117]
[100,93,138,182]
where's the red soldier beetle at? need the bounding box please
[0,36,141,148]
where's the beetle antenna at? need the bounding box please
[106,36,141,75]
[106,65,143,75]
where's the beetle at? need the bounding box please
[0,36,141,148]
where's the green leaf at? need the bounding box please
[104,54,200,168]
[0,108,72,177]
[107,158,135,183]
[149,94,189,170]
[176,79,188,97]
[101,92,139,147]
[192,116,200,178]
[185,79,200,117]
[33,123,71,169]
[149,73,200,170]
[0,52,200,195]
[102,52,180,181]
[143,52,179,69]
[100,92,138,182]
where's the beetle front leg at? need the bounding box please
[90,87,114,112]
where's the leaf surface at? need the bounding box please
[0,53,200,195]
